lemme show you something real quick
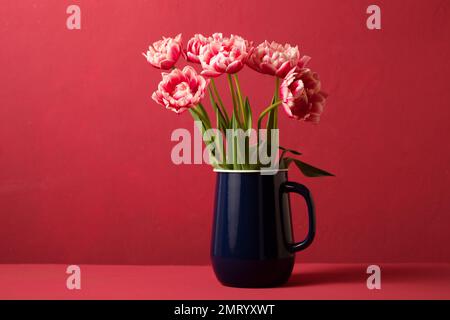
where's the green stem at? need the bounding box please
[279,150,288,164]
[264,77,280,158]
[269,77,280,129]
[233,74,245,124]
[190,106,225,168]
[257,100,282,165]
[226,74,241,126]
[210,79,229,124]
[258,100,282,131]
[190,106,210,129]
[208,87,227,132]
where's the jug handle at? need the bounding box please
[280,181,316,252]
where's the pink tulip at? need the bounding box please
[143,34,184,70]
[247,41,304,78]
[198,33,249,77]
[297,55,311,70]
[185,34,210,64]
[152,66,209,114]
[279,67,328,123]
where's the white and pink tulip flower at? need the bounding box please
[143,34,184,70]
[152,66,209,114]
[198,33,249,77]
[279,67,327,123]
[185,34,210,64]
[247,41,305,78]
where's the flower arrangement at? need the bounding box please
[143,33,333,176]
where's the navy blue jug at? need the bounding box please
[211,169,315,287]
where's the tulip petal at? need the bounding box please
[226,60,243,74]
[260,63,277,75]
[298,55,311,69]
[276,61,292,78]
[159,59,175,70]
[187,52,200,64]
[201,69,222,77]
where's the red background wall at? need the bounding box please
[1,0,449,264]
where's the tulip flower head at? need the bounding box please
[143,34,184,70]
[152,66,209,114]
[280,67,328,123]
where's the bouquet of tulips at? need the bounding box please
[143,33,332,176]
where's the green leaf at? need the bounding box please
[280,157,294,169]
[214,104,227,132]
[247,143,259,170]
[189,107,205,130]
[227,75,242,127]
[290,158,334,177]
[279,146,302,155]
[196,103,212,129]
[210,79,229,124]
[233,74,245,127]
[267,77,280,131]
[266,78,280,155]
[230,113,239,169]
[244,97,252,131]
[189,107,221,168]
[279,146,302,163]
[266,97,278,158]
[208,89,228,130]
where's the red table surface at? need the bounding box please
[0,263,449,300]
